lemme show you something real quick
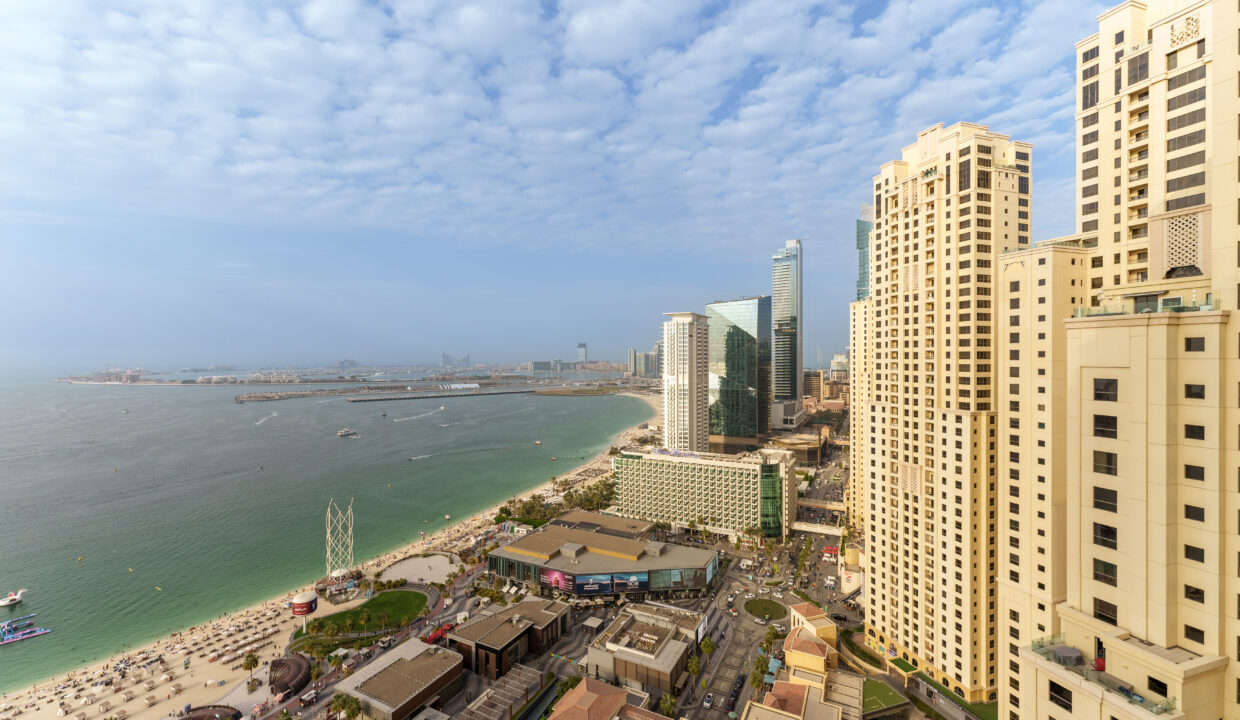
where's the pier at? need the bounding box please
[345,389,535,402]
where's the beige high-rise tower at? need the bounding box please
[661,312,709,451]
[852,121,1032,703]
[1001,2,1240,719]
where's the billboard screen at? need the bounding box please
[574,574,613,595]
[539,568,573,591]
[611,572,649,593]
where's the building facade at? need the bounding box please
[852,122,1032,703]
[857,204,874,300]
[772,240,806,430]
[847,297,872,535]
[613,447,797,541]
[577,343,587,363]
[705,296,772,451]
[1006,4,1240,719]
[662,312,709,451]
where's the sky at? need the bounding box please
[0,0,1106,374]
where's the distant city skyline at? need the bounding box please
[0,1,1103,376]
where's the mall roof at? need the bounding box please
[449,599,568,649]
[491,525,716,575]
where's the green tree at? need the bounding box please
[686,654,700,677]
[359,609,372,631]
[329,654,344,674]
[342,618,355,635]
[279,710,291,720]
[699,637,714,663]
[659,692,677,718]
[555,675,583,699]
[749,666,766,689]
[242,652,259,682]
[399,615,410,629]
[377,611,390,632]
[310,663,323,686]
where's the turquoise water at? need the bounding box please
[0,380,651,692]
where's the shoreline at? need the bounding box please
[0,391,659,716]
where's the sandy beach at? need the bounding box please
[0,391,659,720]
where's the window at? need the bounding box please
[1185,384,1205,399]
[1114,30,1124,44]
[1167,65,1206,91]
[1166,50,1177,71]
[1167,193,1206,212]
[1167,129,1206,152]
[1185,337,1205,351]
[1185,464,1205,481]
[1083,81,1099,110]
[1185,424,1205,440]
[1167,172,1206,192]
[1094,378,1117,401]
[1148,677,1168,697]
[1093,522,1118,549]
[1082,47,1099,63]
[1093,597,1118,626]
[1168,86,1206,111]
[1167,150,1205,173]
[1185,545,1205,562]
[1185,625,1205,644]
[1185,504,1205,521]
[1093,415,1118,438]
[1049,680,1073,711]
[1093,451,1118,476]
[1127,52,1149,84]
[1093,486,1118,512]
[1185,585,1205,603]
[1093,558,1118,586]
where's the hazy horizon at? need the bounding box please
[0,1,1101,376]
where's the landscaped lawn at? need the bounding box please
[313,591,426,634]
[743,598,787,620]
[862,680,906,712]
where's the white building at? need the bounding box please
[771,239,806,430]
[661,312,708,451]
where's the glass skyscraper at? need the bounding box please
[771,240,803,405]
[856,203,873,300]
[705,296,771,441]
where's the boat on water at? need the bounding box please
[534,440,541,446]
[0,589,27,607]
[439,405,445,410]
[0,626,50,646]
[337,428,358,437]
[0,613,36,632]
[381,412,387,417]
[444,514,451,520]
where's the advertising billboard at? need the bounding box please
[574,574,612,595]
[539,568,573,592]
[611,572,649,593]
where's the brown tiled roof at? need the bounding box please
[549,678,627,720]
[763,682,808,713]
[783,629,827,658]
[789,603,825,620]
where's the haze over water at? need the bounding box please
[0,380,650,693]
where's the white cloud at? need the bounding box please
[0,0,1095,257]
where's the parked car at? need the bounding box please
[773,592,783,598]
[830,613,848,622]
[703,694,714,709]
[745,592,755,599]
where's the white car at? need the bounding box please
[773,592,783,598]
[758,587,768,594]
[703,694,714,709]
[745,592,756,599]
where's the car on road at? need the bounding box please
[729,607,737,616]
[830,613,848,622]
[773,592,783,598]
[758,587,768,594]
[754,617,767,625]
[703,694,714,709]
[773,623,786,632]
[745,592,755,598]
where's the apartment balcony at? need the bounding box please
[1074,298,1221,318]
[1129,169,1148,183]
[1129,110,1149,129]
[1128,251,1148,264]
[1130,149,1149,163]
[1129,207,1148,220]
[1028,637,1179,716]
[1128,190,1148,204]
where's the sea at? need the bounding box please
[0,378,652,693]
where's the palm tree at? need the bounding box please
[342,618,355,635]
[359,609,372,631]
[242,652,259,682]
[279,710,291,720]
[399,615,410,629]
[377,611,390,632]
[659,692,677,718]
[329,693,349,717]
[699,637,714,665]
[310,663,323,687]
[686,654,700,677]
[329,654,344,675]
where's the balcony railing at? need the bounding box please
[1075,299,1220,318]
[1030,640,1178,716]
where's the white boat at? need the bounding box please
[444,514,451,520]
[0,589,27,607]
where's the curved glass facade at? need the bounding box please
[705,296,771,438]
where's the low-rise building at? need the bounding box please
[548,678,664,720]
[586,604,705,693]
[612,447,796,542]
[740,670,868,720]
[446,599,569,680]
[334,640,463,720]
[782,603,839,673]
[487,523,719,602]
